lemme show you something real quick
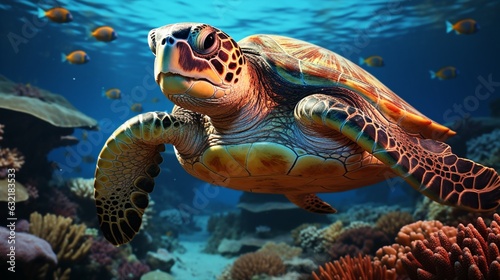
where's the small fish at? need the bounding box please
[151,97,160,103]
[446,19,479,35]
[131,103,143,113]
[359,56,384,67]
[102,87,121,99]
[61,50,90,64]
[82,131,88,141]
[82,155,96,163]
[91,26,118,42]
[37,7,73,23]
[429,66,459,80]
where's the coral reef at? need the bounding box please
[312,254,396,280]
[413,196,479,226]
[374,220,458,277]
[0,75,97,185]
[375,211,414,239]
[257,241,303,261]
[320,221,344,251]
[66,177,94,199]
[396,220,457,247]
[29,212,93,279]
[238,193,328,233]
[89,237,121,267]
[49,189,78,218]
[373,243,411,276]
[401,214,500,280]
[0,179,29,202]
[230,251,286,280]
[331,203,409,225]
[205,212,242,254]
[0,146,24,173]
[466,128,500,172]
[117,260,150,280]
[298,225,325,253]
[328,226,391,260]
[0,226,57,278]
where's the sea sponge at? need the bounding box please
[312,254,396,280]
[257,241,302,261]
[230,251,286,280]
[328,226,391,260]
[401,214,500,279]
[375,211,414,239]
[395,220,457,247]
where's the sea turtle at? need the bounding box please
[94,23,500,245]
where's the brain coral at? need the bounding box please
[230,251,286,280]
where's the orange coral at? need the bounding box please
[230,251,286,280]
[375,211,414,239]
[401,214,500,280]
[374,220,457,276]
[374,243,410,275]
[312,254,396,280]
[396,220,457,247]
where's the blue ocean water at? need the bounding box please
[1,0,500,279]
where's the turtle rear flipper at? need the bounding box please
[296,95,500,212]
[94,112,185,246]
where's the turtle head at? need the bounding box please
[149,23,246,101]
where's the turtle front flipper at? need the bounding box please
[295,95,500,212]
[94,112,194,245]
[285,193,337,214]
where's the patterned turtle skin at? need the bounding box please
[94,23,500,245]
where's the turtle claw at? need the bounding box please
[285,193,337,214]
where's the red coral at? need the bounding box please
[313,254,396,280]
[401,214,500,279]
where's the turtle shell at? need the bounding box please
[238,35,455,141]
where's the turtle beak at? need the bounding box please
[151,24,226,99]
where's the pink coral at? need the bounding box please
[90,237,121,266]
[117,261,150,280]
[50,189,77,218]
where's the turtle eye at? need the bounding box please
[190,27,219,56]
[148,29,156,55]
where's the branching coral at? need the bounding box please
[401,214,500,280]
[298,225,325,253]
[321,221,344,251]
[312,254,396,280]
[328,226,391,260]
[374,220,457,275]
[29,212,93,278]
[0,146,24,173]
[230,251,286,280]
[375,211,414,239]
[67,177,94,199]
